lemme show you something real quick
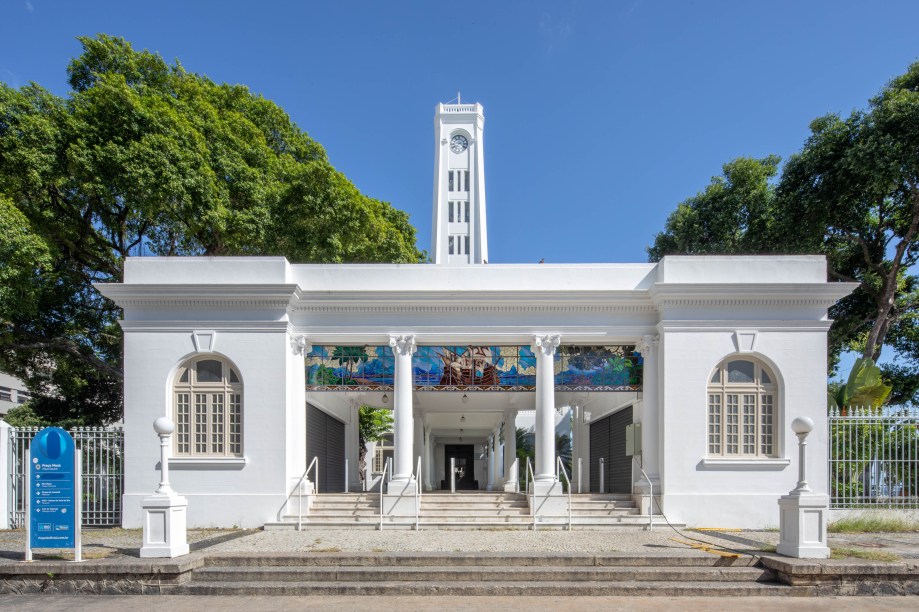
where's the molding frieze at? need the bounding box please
[531,334,561,357]
[289,334,311,356]
[292,303,656,315]
[389,334,417,356]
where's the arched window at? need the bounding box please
[173,357,243,457]
[707,358,777,457]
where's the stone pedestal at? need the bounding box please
[382,479,418,517]
[140,494,189,558]
[530,480,567,516]
[633,478,660,516]
[777,493,830,559]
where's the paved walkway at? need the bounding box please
[1,595,914,611]
[1,526,917,561]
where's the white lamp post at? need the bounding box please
[777,415,830,559]
[140,417,189,558]
[154,416,175,495]
[791,416,814,494]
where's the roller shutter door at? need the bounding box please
[306,403,346,493]
[588,406,633,494]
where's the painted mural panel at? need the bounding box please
[305,345,641,392]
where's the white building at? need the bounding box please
[0,372,30,418]
[97,101,855,529]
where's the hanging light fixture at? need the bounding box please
[459,428,464,435]
[460,414,465,423]
[461,394,469,404]
[382,393,389,404]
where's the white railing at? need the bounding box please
[556,456,572,531]
[632,457,654,532]
[443,104,478,113]
[525,456,536,529]
[378,457,392,530]
[295,456,319,531]
[415,455,422,531]
[830,406,919,509]
[7,425,123,528]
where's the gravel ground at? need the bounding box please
[0,526,777,559]
[1,526,915,560]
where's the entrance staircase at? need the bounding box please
[171,552,789,596]
[266,491,677,530]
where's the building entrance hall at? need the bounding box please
[300,342,646,503]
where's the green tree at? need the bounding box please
[648,62,919,400]
[647,155,781,261]
[0,35,424,424]
[828,357,892,411]
[358,405,393,490]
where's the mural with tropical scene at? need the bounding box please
[305,345,641,392]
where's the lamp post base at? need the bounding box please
[777,493,830,559]
[140,494,189,558]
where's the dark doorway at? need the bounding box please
[306,403,346,493]
[589,406,633,494]
[442,444,478,490]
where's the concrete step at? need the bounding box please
[174,580,789,597]
[204,553,750,567]
[193,565,775,583]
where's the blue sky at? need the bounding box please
[3,1,918,266]
[2,1,916,377]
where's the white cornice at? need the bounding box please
[657,320,835,332]
[119,321,291,333]
[648,282,858,308]
[95,284,301,309]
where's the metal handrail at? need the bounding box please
[415,455,422,531]
[633,457,654,532]
[297,456,319,531]
[378,457,392,530]
[525,457,536,530]
[556,456,572,531]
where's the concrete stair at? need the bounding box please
[265,492,680,530]
[171,552,790,596]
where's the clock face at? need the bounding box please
[450,134,468,153]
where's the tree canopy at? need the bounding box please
[0,35,424,425]
[649,61,919,405]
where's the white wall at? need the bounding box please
[121,326,297,528]
[658,329,828,528]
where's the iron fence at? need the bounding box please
[829,406,919,509]
[8,426,124,528]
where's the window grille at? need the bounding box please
[173,357,243,457]
[707,359,777,458]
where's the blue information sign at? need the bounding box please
[29,427,76,549]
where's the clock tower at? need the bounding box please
[431,98,488,265]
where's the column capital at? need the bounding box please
[531,334,561,357]
[389,334,417,356]
[634,334,659,357]
[289,334,311,356]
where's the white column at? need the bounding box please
[533,335,560,482]
[634,335,661,483]
[413,410,424,483]
[389,335,417,484]
[503,411,518,492]
[486,432,496,490]
[424,427,434,491]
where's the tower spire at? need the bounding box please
[431,101,488,265]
